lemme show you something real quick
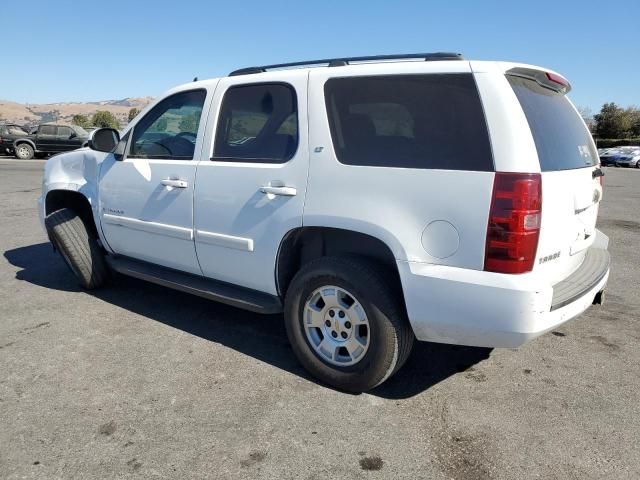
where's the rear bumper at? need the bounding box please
[399,233,610,348]
[550,248,609,310]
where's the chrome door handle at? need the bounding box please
[161,179,188,189]
[260,185,297,196]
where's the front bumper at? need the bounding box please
[399,233,610,348]
[37,195,46,233]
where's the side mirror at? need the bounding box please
[70,132,77,139]
[88,128,120,153]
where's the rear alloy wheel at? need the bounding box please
[284,257,414,392]
[636,160,640,169]
[15,143,34,160]
[303,285,371,366]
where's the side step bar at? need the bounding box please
[106,256,283,314]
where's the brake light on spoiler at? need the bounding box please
[484,173,542,274]
[545,72,569,88]
[506,67,571,94]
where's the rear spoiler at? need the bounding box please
[506,67,571,94]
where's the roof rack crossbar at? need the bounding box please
[228,52,463,76]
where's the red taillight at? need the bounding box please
[545,72,569,88]
[484,173,542,274]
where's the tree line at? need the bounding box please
[71,108,140,130]
[581,103,640,140]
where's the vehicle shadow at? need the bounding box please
[4,242,493,399]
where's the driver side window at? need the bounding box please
[129,89,206,160]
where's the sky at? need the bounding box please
[2,0,638,113]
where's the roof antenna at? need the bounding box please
[193,76,198,82]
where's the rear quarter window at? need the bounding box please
[508,75,596,171]
[324,74,494,171]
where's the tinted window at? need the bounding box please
[508,76,596,171]
[130,89,206,160]
[57,126,73,137]
[39,125,56,135]
[324,74,493,171]
[214,83,298,163]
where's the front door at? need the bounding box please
[55,125,82,152]
[36,124,57,152]
[193,72,309,294]
[98,88,212,275]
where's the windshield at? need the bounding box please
[508,75,597,171]
[72,125,89,136]
[619,147,640,154]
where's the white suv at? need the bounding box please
[39,53,610,392]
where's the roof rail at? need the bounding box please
[228,52,464,76]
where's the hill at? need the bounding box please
[0,97,154,127]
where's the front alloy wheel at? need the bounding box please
[15,143,34,160]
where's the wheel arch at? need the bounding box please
[13,138,36,149]
[275,226,403,299]
[45,189,99,238]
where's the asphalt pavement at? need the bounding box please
[1,157,639,479]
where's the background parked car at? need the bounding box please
[599,148,621,166]
[13,124,89,159]
[613,146,640,168]
[0,123,28,155]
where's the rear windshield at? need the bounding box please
[324,74,494,171]
[508,75,596,171]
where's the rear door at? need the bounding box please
[193,71,309,294]
[506,70,601,283]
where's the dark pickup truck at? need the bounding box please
[0,123,28,155]
[14,124,89,159]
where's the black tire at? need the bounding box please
[284,257,414,392]
[45,208,109,289]
[14,143,34,160]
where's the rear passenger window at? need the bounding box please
[324,74,493,171]
[214,83,298,163]
[39,125,56,136]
